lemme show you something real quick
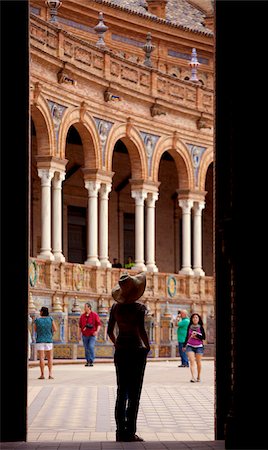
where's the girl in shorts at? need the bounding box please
[183,313,206,383]
[34,306,57,379]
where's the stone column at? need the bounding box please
[37,168,55,260]
[179,199,194,275]
[52,171,65,261]
[99,183,112,268]
[193,201,205,276]
[131,190,147,271]
[85,180,101,266]
[146,192,159,272]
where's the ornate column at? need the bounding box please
[84,180,101,266]
[179,199,194,275]
[193,201,205,276]
[52,171,65,261]
[99,183,112,268]
[131,190,147,271]
[37,168,55,260]
[146,192,159,272]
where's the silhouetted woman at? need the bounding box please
[107,272,150,442]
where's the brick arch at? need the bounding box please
[106,123,148,179]
[198,147,213,191]
[31,96,55,156]
[58,107,101,169]
[151,136,194,190]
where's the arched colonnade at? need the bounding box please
[31,97,213,275]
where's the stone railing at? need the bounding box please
[28,258,215,360]
[30,14,213,115]
[29,258,214,303]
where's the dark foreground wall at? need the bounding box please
[215,1,268,449]
[1,0,268,447]
[0,0,29,442]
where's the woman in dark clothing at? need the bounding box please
[183,313,206,383]
[107,272,150,442]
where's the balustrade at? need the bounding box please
[29,258,214,360]
[30,14,213,114]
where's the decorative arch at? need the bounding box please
[106,123,148,180]
[31,95,55,156]
[151,136,194,190]
[198,147,213,191]
[58,107,101,169]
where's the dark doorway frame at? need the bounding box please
[1,1,268,448]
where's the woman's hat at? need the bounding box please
[112,272,146,304]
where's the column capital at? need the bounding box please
[146,191,159,207]
[131,189,147,206]
[193,201,205,214]
[178,198,194,212]
[52,171,65,189]
[99,182,112,200]
[84,180,101,197]
[37,168,55,186]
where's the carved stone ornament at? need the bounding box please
[33,82,42,105]
[104,89,121,102]
[196,113,212,130]
[94,12,108,49]
[57,67,77,86]
[150,103,166,117]
[80,101,88,123]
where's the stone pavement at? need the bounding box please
[1,360,225,449]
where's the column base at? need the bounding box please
[133,262,147,271]
[179,267,194,275]
[100,259,112,268]
[84,258,101,267]
[146,263,158,272]
[193,268,205,276]
[37,251,54,261]
[53,252,65,262]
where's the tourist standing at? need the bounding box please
[79,302,101,366]
[183,313,206,382]
[34,306,57,379]
[177,309,190,367]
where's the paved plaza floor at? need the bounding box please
[1,360,225,449]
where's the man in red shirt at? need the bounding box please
[79,302,101,366]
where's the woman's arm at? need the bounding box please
[138,308,150,350]
[183,323,191,348]
[52,319,57,333]
[107,305,117,345]
[200,326,206,340]
[139,325,150,351]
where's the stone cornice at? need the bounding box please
[177,189,207,202]
[129,179,160,192]
[36,156,68,171]
[82,168,114,183]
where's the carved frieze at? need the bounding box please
[63,40,73,57]
[121,66,139,84]
[93,54,104,70]
[74,47,92,65]
[168,83,184,99]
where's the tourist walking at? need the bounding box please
[177,309,190,367]
[107,272,150,442]
[79,302,101,367]
[183,313,206,383]
[34,306,57,379]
